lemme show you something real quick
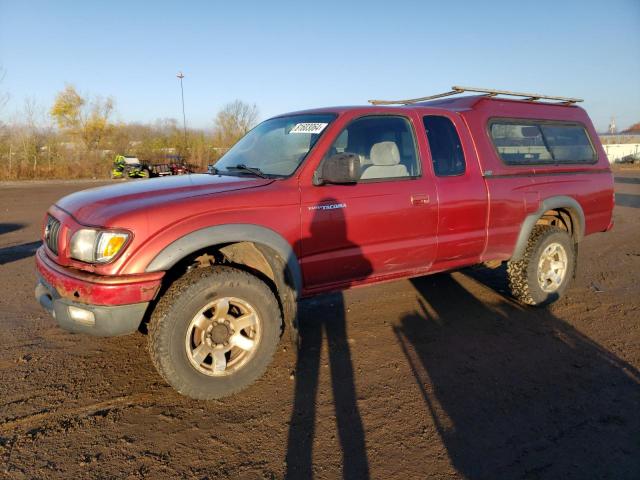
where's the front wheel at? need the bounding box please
[148,266,282,399]
[507,225,576,306]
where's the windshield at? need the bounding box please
[215,114,336,177]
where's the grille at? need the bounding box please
[44,216,61,255]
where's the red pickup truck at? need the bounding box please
[35,86,614,399]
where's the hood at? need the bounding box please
[56,174,273,226]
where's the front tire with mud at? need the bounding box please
[148,266,281,400]
[507,225,576,306]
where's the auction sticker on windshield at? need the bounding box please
[289,123,328,134]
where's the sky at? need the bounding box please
[1,0,639,132]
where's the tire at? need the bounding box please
[148,266,282,400]
[507,225,576,306]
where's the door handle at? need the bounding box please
[411,194,430,206]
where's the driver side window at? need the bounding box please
[326,116,420,181]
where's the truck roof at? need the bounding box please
[283,95,585,119]
[280,86,585,119]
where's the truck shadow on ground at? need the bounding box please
[0,223,25,236]
[615,193,640,208]
[0,241,41,265]
[394,268,640,479]
[614,176,640,185]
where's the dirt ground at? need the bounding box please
[0,173,638,479]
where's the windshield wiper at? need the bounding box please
[226,164,268,178]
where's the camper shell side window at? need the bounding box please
[488,118,597,166]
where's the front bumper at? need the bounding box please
[35,277,148,336]
[35,247,163,305]
[34,246,164,336]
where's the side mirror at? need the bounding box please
[314,153,360,185]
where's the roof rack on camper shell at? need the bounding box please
[368,85,583,106]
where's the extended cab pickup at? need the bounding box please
[35,86,614,399]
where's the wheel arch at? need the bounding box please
[511,196,585,262]
[145,224,301,342]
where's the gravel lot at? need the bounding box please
[1,173,638,479]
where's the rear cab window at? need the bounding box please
[489,119,596,165]
[423,116,466,176]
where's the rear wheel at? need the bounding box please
[148,266,281,399]
[507,225,575,306]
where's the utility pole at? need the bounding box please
[177,71,187,148]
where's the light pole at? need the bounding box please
[176,71,187,148]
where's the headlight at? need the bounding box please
[69,229,98,262]
[69,229,129,263]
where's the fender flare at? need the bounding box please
[145,224,302,298]
[511,196,585,261]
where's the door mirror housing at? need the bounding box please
[314,153,360,185]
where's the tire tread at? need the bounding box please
[148,266,281,400]
[507,225,573,306]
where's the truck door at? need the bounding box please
[299,114,438,291]
[421,114,488,267]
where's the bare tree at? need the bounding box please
[11,98,52,176]
[0,67,10,176]
[213,100,258,147]
[0,66,9,116]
